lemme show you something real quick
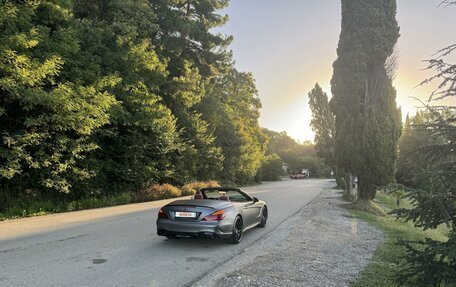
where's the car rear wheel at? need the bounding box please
[258,206,268,228]
[229,216,243,244]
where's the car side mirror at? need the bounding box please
[252,197,259,203]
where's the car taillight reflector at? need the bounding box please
[202,209,226,221]
[158,209,168,218]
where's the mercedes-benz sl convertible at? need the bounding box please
[156,187,268,244]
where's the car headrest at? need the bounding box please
[194,193,204,199]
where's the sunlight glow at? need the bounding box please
[220,0,456,142]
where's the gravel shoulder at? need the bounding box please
[193,185,384,287]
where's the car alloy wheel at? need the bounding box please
[258,206,268,228]
[230,216,243,244]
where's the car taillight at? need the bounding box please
[202,209,226,221]
[158,209,168,219]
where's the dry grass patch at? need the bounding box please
[136,184,182,201]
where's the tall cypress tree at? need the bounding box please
[331,0,402,202]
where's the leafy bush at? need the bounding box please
[136,184,182,202]
[181,181,220,196]
[260,153,284,181]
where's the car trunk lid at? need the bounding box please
[163,199,231,221]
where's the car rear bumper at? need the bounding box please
[156,219,233,239]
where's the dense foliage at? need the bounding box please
[330,0,402,202]
[263,129,331,178]
[0,0,268,214]
[258,153,283,182]
[199,70,267,184]
[0,1,118,206]
[394,108,456,286]
[396,111,442,186]
[393,6,456,282]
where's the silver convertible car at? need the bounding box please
[156,187,268,244]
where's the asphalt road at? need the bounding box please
[0,179,332,287]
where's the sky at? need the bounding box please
[218,0,456,142]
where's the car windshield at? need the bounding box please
[201,190,251,202]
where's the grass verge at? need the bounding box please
[0,192,134,221]
[350,192,449,287]
[0,180,253,221]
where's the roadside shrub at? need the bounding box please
[0,193,59,219]
[77,197,101,210]
[0,192,136,220]
[136,184,182,202]
[110,193,133,205]
[260,153,284,181]
[181,181,220,196]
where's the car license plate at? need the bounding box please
[175,211,197,218]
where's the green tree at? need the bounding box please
[308,83,335,168]
[150,0,232,182]
[393,2,456,283]
[0,1,116,210]
[0,0,269,216]
[330,0,402,202]
[396,111,440,186]
[151,0,232,78]
[394,110,456,286]
[72,0,182,193]
[199,69,267,184]
[260,154,283,181]
[262,129,331,178]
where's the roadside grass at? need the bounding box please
[0,180,235,221]
[350,192,449,287]
[0,192,133,221]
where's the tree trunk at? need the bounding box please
[357,176,376,202]
[335,166,345,188]
[342,171,357,202]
